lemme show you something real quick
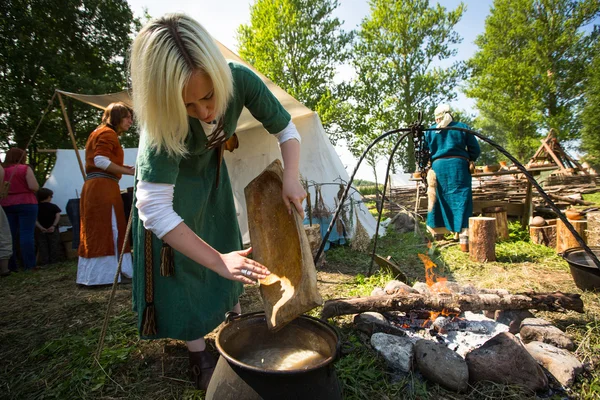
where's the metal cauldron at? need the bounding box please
[205,312,342,400]
[562,247,600,291]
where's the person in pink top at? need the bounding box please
[1,148,40,271]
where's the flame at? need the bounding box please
[418,253,448,290]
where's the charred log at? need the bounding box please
[321,291,583,320]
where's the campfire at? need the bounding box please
[322,254,586,393]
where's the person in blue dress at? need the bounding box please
[424,104,480,239]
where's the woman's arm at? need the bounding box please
[466,132,481,161]
[94,155,135,175]
[162,223,268,284]
[25,166,39,192]
[280,139,306,218]
[137,180,270,284]
[105,162,135,176]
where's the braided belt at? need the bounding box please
[86,172,119,182]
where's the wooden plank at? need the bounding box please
[473,201,524,218]
[542,141,566,171]
[522,181,533,226]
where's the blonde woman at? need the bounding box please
[77,102,135,285]
[130,13,306,390]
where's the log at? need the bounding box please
[469,217,496,262]
[588,211,600,247]
[482,206,509,241]
[320,291,583,319]
[556,218,587,254]
[548,193,594,206]
[529,225,557,248]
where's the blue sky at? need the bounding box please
[125,0,495,181]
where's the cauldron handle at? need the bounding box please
[224,311,240,324]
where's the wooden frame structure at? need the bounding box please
[527,129,587,175]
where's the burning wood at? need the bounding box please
[320,291,583,319]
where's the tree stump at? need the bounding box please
[483,206,509,241]
[469,217,497,262]
[529,225,557,248]
[556,218,587,254]
[587,211,600,247]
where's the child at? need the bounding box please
[36,188,63,265]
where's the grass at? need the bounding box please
[1,221,599,399]
[584,192,600,205]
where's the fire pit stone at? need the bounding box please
[525,341,584,387]
[412,282,431,295]
[414,339,469,393]
[520,318,575,351]
[465,332,548,392]
[384,280,417,295]
[371,333,418,374]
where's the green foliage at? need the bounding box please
[335,332,405,399]
[237,0,352,141]
[584,192,600,205]
[30,311,137,398]
[356,184,383,196]
[581,30,600,169]
[0,0,140,180]
[508,220,530,242]
[347,271,396,297]
[466,0,600,163]
[347,0,467,172]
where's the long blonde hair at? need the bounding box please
[130,13,233,157]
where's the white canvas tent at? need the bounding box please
[45,43,380,244]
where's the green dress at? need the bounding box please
[132,62,291,341]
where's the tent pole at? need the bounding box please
[57,92,86,180]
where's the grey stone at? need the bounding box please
[384,280,418,295]
[414,340,469,392]
[412,282,431,295]
[525,341,583,387]
[465,332,548,392]
[371,333,417,373]
[390,211,415,234]
[460,284,478,294]
[520,318,575,350]
[430,281,461,293]
[494,310,535,334]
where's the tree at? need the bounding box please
[347,0,466,173]
[237,0,352,140]
[0,0,140,180]
[466,0,600,162]
[581,29,600,169]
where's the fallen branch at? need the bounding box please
[320,291,583,319]
[547,193,594,206]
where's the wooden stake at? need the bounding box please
[483,207,509,241]
[57,92,86,180]
[469,217,496,262]
[556,218,587,254]
[529,225,557,248]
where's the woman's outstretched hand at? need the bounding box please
[217,247,270,284]
[282,174,306,219]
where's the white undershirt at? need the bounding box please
[94,155,111,170]
[137,121,300,238]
